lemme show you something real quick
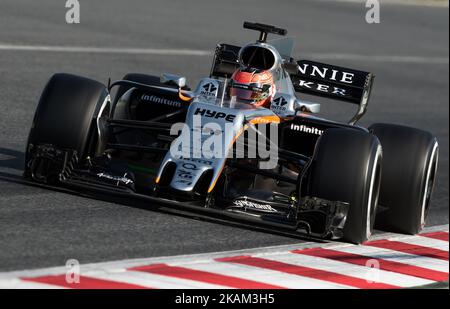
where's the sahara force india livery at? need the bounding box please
[24,22,439,244]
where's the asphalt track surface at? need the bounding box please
[0,0,448,272]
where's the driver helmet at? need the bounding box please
[229,68,275,107]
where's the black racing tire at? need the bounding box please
[25,73,109,175]
[308,128,383,244]
[369,123,439,234]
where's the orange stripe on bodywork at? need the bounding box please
[206,115,281,193]
[178,90,193,102]
[207,124,249,193]
[249,115,280,125]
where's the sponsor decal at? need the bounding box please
[96,172,134,185]
[271,96,289,113]
[297,63,355,84]
[174,155,214,166]
[176,163,198,182]
[172,161,205,186]
[233,199,278,213]
[295,62,362,98]
[290,123,324,135]
[297,80,347,97]
[199,82,219,99]
[273,96,288,107]
[141,94,181,107]
[194,108,236,122]
[202,82,217,93]
[171,156,215,187]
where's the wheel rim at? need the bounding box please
[95,94,111,156]
[366,145,382,239]
[420,141,439,229]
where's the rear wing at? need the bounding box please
[289,60,374,124]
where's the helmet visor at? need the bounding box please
[229,82,270,103]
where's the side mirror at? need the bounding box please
[160,73,186,88]
[295,99,321,114]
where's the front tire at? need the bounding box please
[25,73,109,180]
[308,128,383,244]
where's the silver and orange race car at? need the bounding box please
[24,22,439,244]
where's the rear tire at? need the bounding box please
[25,73,109,179]
[113,73,164,106]
[308,128,382,244]
[369,123,439,234]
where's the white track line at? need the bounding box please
[0,43,448,64]
[0,278,66,289]
[390,236,449,251]
[317,0,449,7]
[175,260,352,289]
[89,270,230,289]
[0,44,210,56]
[335,245,449,273]
[265,252,433,287]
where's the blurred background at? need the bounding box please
[0,0,448,270]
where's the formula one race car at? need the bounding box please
[24,22,439,244]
